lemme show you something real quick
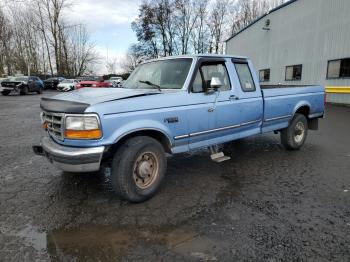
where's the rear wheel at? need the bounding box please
[111,136,166,202]
[1,90,11,96]
[280,113,308,150]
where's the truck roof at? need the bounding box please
[142,54,248,64]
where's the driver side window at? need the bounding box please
[192,62,231,93]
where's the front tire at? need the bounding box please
[280,113,308,150]
[1,90,11,96]
[111,136,167,202]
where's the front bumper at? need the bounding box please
[33,137,105,173]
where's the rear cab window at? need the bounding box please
[233,60,256,92]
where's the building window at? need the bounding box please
[327,58,350,79]
[259,69,270,82]
[285,64,302,81]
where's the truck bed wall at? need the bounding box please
[261,85,325,133]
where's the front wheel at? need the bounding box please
[280,113,308,150]
[1,90,11,96]
[111,136,167,202]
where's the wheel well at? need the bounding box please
[108,130,172,158]
[295,106,310,118]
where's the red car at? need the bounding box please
[75,79,112,89]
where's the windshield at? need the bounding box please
[123,58,192,90]
[15,77,28,81]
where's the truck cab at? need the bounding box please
[33,55,325,202]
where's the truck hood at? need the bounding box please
[40,88,162,113]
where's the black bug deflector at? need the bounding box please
[40,97,90,114]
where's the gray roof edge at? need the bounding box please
[225,0,298,43]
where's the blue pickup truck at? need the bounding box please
[33,55,325,202]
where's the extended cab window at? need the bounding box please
[234,62,256,92]
[192,62,230,92]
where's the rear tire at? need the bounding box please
[280,113,308,150]
[1,90,10,96]
[111,136,167,202]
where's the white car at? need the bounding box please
[57,79,79,92]
[110,77,123,84]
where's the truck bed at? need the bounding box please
[261,85,325,133]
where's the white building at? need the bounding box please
[226,0,350,104]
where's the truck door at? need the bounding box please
[187,59,219,149]
[231,59,263,135]
[204,60,242,141]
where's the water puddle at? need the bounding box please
[47,225,220,261]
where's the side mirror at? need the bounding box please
[205,77,222,94]
[210,77,222,88]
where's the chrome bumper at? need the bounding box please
[33,137,105,173]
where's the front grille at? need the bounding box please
[43,111,64,140]
[1,82,20,87]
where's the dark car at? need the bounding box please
[1,76,44,96]
[43,77,65,90]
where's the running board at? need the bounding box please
[209,145,231,163]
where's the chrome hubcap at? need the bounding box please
[133,152,159,189]
[294,122,305,143]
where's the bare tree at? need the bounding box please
[0,7,13,75]
[191,0,209,54]
[106,57,119,75]
[208,0,229,54]
[175,0,199,54]
[120,45,147,73]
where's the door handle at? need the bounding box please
[229,95,239,101]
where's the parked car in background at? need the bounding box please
[0,77,7,85]
[57,79,79,92]
[1,76,44,95]
[76,76,98,82]
[75,78,112,89]
[109,76,123,84]
[33,55,325,202]
[106,79,123,88]
[43,77,65,90]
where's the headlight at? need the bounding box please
[64,115,102,139]
[92,84,97,87]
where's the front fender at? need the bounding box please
[106,118,174,146]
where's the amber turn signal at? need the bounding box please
[64,129,102,139]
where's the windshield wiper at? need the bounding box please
[139,80,162,91]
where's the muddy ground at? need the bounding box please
[0,91,349,261]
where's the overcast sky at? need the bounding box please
[69,0,142,73]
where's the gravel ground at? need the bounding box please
[0,91,349,261]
